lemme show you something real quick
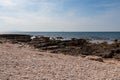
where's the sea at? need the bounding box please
[1,32,120,43]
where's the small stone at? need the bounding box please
[85,56,104,62]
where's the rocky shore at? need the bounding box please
[0,34,120,79]
[0,34,120,61]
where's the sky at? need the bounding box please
[0,0,120,32]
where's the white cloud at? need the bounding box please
[0,0,18,7]
[0,8,120,31]
[0,0,120,31]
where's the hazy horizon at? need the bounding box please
[0,0,120,32]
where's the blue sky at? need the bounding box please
[0,0,120,32]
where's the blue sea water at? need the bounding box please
[1,32,120,43]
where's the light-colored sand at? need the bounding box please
[0,43,120,80]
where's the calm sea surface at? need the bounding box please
[1,32,120,42]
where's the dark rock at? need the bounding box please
[43,46,60,50]
[114,39,118,43]
[85,56,104,62]
[0,34,31,42]
[58,40,71,46]
[56,37,63,40]
[0,40,3,44]
[71,38,89,46]
[116,49,120,54]
[50,50,59,53]
[110,49,120,54]
[34,43,49,48]
[80,45,94,55]
[113,54,120,60]
[31,36,50,44]
[58,38,89,47]
[101,52,114,58]
[30,36,60,49]
[95,49,120,59]
[111,49,116,54]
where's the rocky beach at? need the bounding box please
[0,34,120,80]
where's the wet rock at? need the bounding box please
[114,39,119,43]
[31,36,50,44]
[56,37,63,40]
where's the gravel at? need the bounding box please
[0,43,120,80]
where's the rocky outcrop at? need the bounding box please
[1,34,120,61]
[30,36,60,49]
[0,34,31,42]
[110,49,120,60]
